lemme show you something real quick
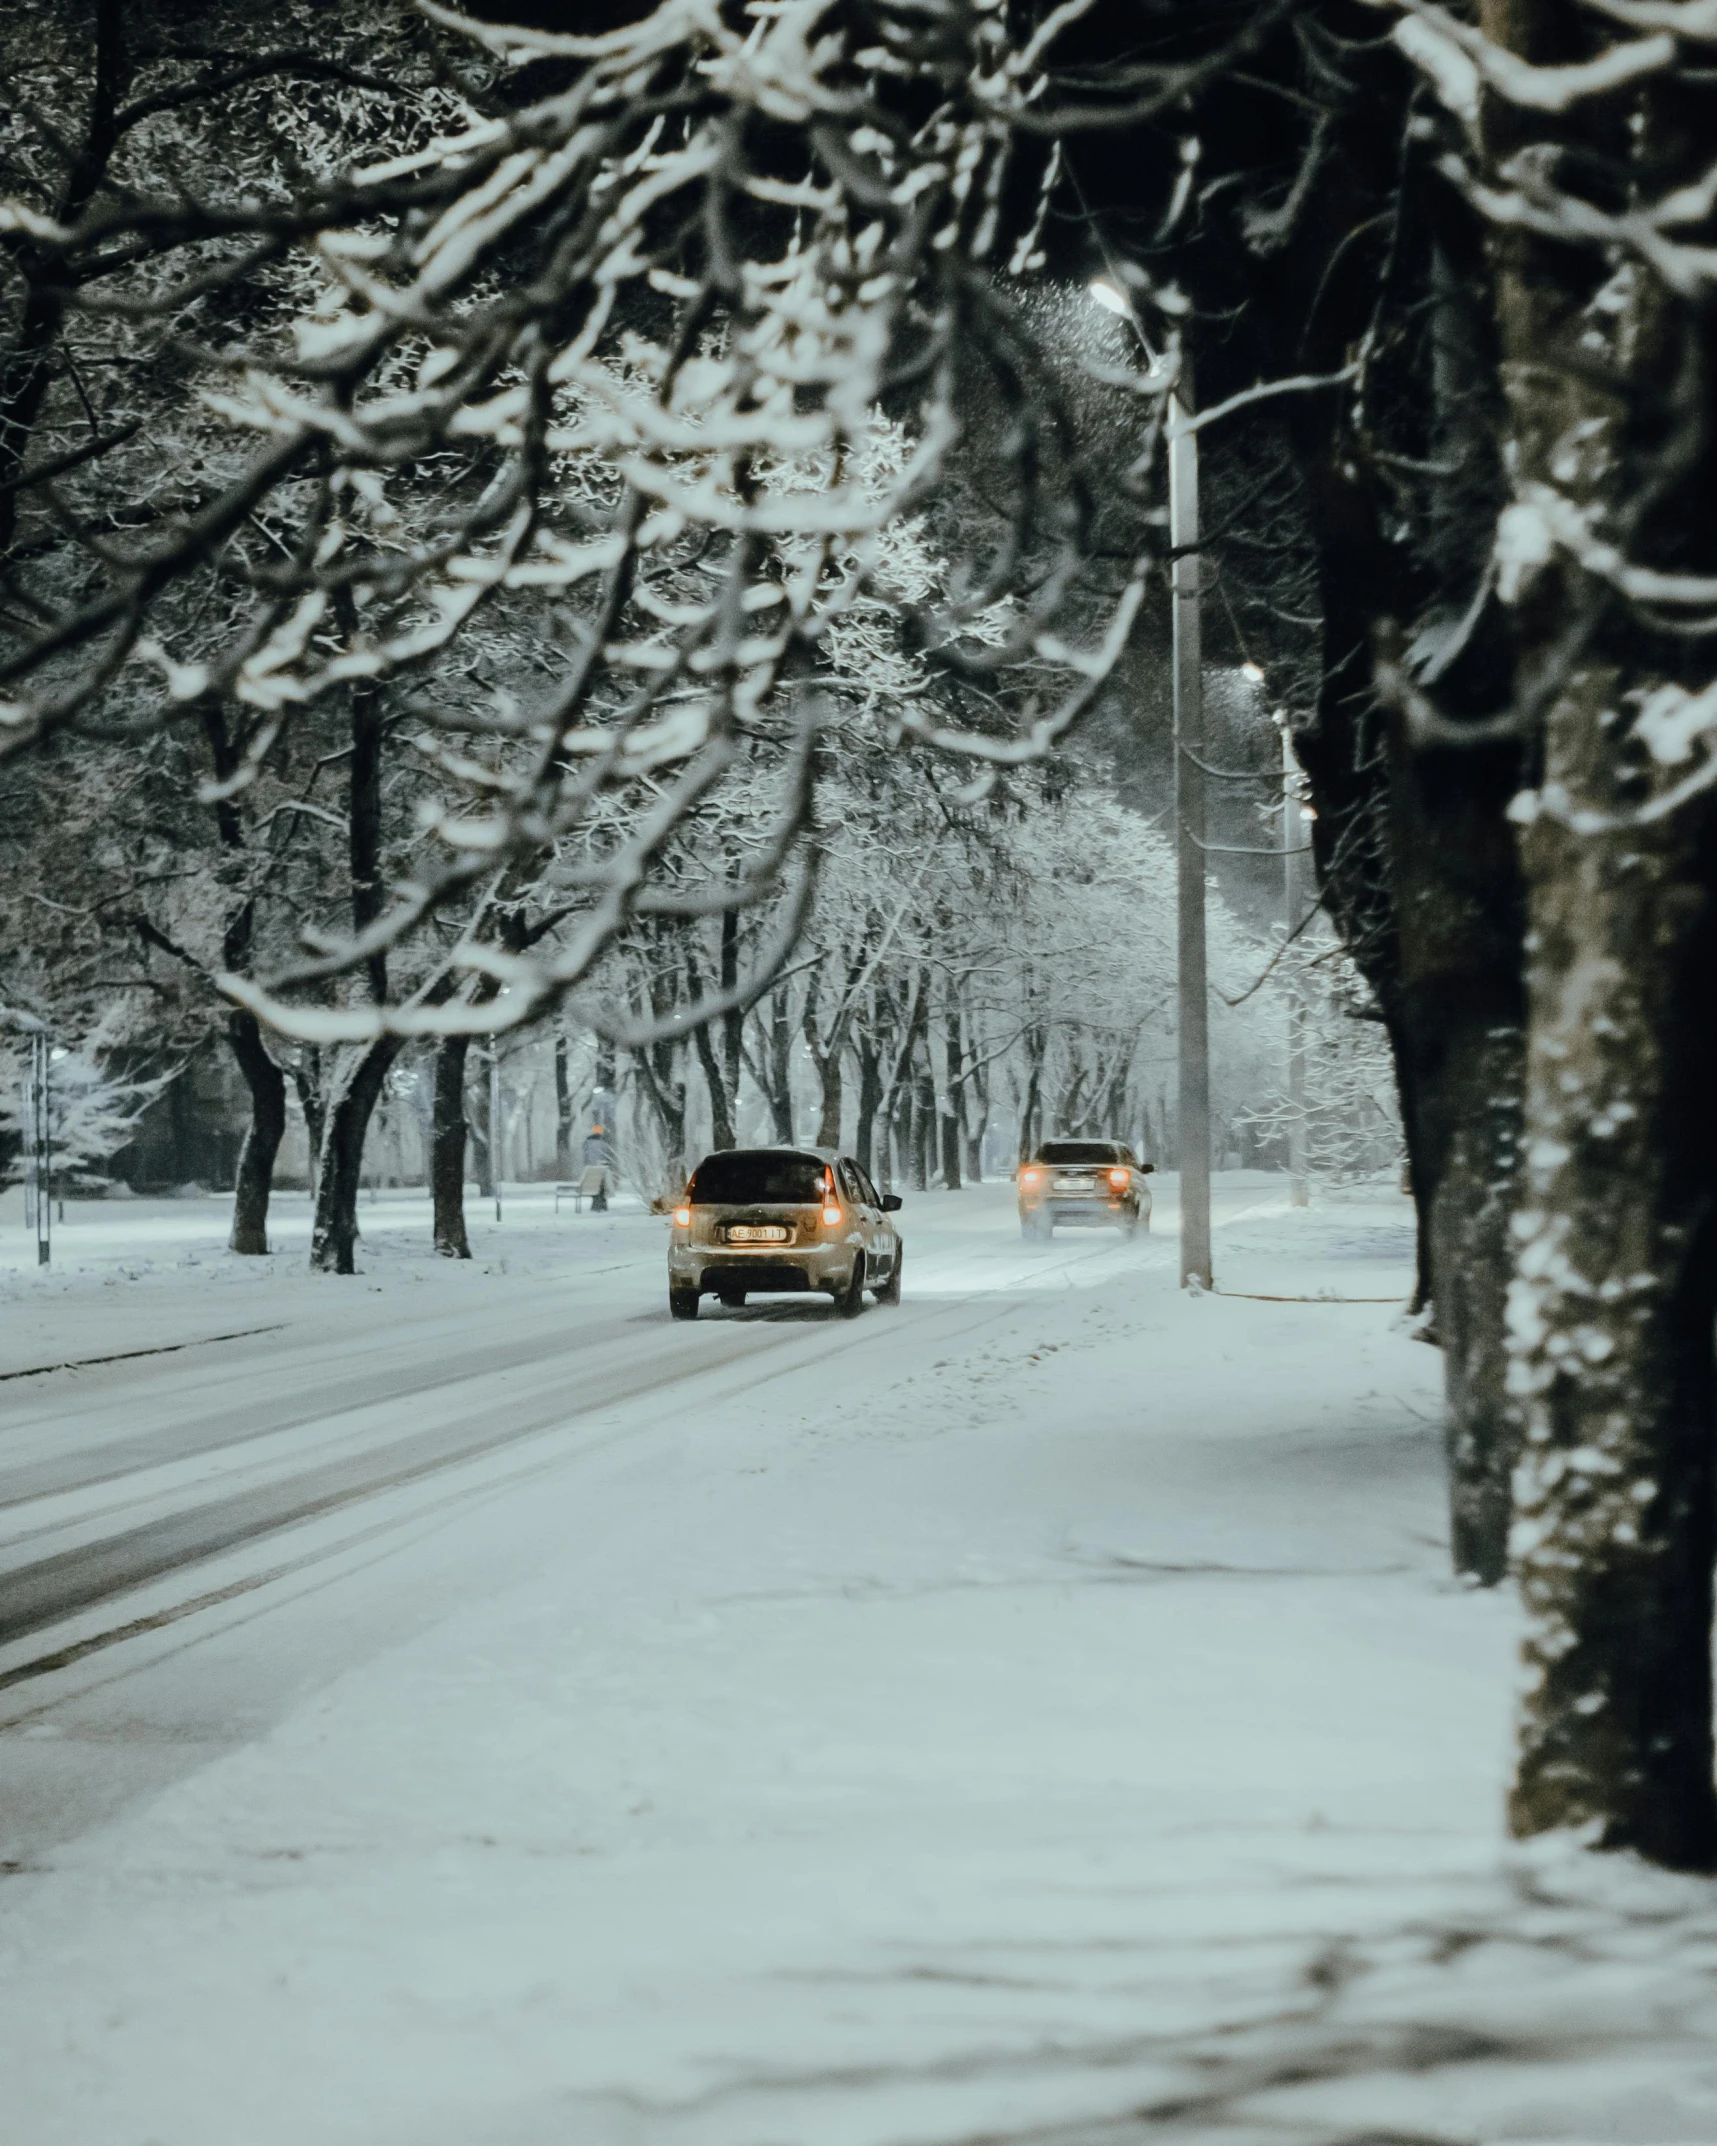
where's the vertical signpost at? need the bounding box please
[1170,375,1212,1291]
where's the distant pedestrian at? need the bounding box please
[583,1124,610,1212]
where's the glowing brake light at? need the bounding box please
[672,1206,692,1227]
[1020,1168,1041,1185]
[1107,1168,1129,1187]
[822,1204,843,1227]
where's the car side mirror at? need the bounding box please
[881,1193,903,1212]
[1140,1162,1156,1175]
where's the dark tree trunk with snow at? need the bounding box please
[1386,735,1527,1583]
[310,1039,403,1275]
[226,1010,286,1256]
[432,1035,473,1260]
[1289,406,1526,1585]
[1508,747,1717,1866]
[1482,19,1717,1863]
[198,696,286,1260]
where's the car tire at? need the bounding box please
[836,1253,866,1317]
[669,1286,699,1321]
[1022,1213,1050,1242]
[874,1249,902,1305]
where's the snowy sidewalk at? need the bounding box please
[6,1186,1717,2143]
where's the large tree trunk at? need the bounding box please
[1508,729,1717,1866]
[1484,1,1717,1863]
[310,1038,403,1274]
[226,1010,286,1256]
[1293,430,1527,1584]
[1423,1015,1523,1581]
[432,1035,473,1259]
[1387,739,1528,1582]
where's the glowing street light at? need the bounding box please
[1240,660,1266,685]
[1089,277,1131,317]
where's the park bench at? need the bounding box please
[554,1165,609,1214]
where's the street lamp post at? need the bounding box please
[490,1048,503,1224]
[1091,275,1212,1290]
[1281,723,1309,1207]
[25,1029,51,1267]
[1169,375,1212,1290]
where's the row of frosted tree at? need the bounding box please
[6,0,1709,1866]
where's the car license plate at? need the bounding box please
[726,1224,788,1243]
[1053,1177,1087,1192]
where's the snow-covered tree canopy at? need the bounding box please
[1,0,1180,1042]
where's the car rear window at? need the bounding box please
[687,1153,828,1204]
[1037,1142,1123,1165]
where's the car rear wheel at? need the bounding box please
[836,1253,866,1317]
[874,1249,902,1305]
[1022,1212,1050,1241]
[669,1286,699,1321]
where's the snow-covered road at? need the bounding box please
[7,1179,1717,2145]
[0,1175,1271,1734]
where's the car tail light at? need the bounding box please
[1021,1168,1041,1186]
[822,1204,843,1227]
[672,1206,692,1227]
[1107,1168,1129,1187]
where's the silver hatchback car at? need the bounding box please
[667,1147,903,1319]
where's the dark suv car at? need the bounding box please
[1017,1140,1153,1240]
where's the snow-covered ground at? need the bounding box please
[4,1176,1717,2144]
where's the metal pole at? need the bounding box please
[1283,725,1309,1207]
[1171,377,1212,1290]
[490,1050,503,1223]
[33,1031,51,1267]
[21,1046,35,1237]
